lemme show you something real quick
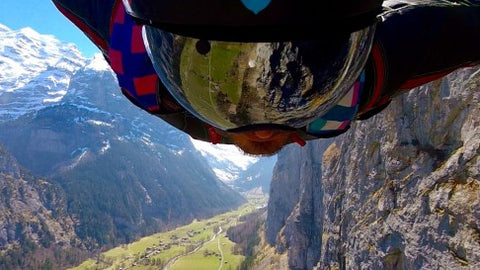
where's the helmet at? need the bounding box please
[123,0,382,133]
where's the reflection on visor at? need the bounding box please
[143,25,375,131]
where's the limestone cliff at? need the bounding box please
[262,66,480,270]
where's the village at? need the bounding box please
[129,221,224,268]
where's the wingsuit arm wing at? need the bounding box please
[52,0,118,55]
[359,0,480,116]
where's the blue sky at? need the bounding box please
[0,1,100,57]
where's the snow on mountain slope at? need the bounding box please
[0,24,86,121]
[0,23,273,192]
[190,138,259,182]
[84,53,111,71]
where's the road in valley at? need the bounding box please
[217,228,225,270]
[163,226,224,270]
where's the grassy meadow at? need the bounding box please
[69,203,258,270]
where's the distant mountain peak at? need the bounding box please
[84,53,111,72]
[0,23,87,121]
[0,23,10,32]
[18,26,47,39]
[190,138,257,181]
[190,138,276,194]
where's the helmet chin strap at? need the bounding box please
[290,134,306,147]
[206,124,222,144]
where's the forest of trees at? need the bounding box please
[227,209,266,270]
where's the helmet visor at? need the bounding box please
[143,25,375,130]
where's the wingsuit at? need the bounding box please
[52,0,480,144]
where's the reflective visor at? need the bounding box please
[143,25,375,131]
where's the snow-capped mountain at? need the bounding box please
[0,23,273,189]
[0,23,86,121]
[0,23,252,259]
[190,138,258,182]
[191,138,277,194]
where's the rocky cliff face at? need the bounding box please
[0,146,73,249]
[265,141,330,269]
[0,145,90,269]
[263,66,480,270]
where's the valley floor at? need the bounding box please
[69,203,259,270]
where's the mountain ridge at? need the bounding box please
[0,22,274,269]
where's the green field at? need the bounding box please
[70,203,258,270]
[170,228,244,270]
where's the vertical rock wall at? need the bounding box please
[265,67,480,270]
[267,141,331,269]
